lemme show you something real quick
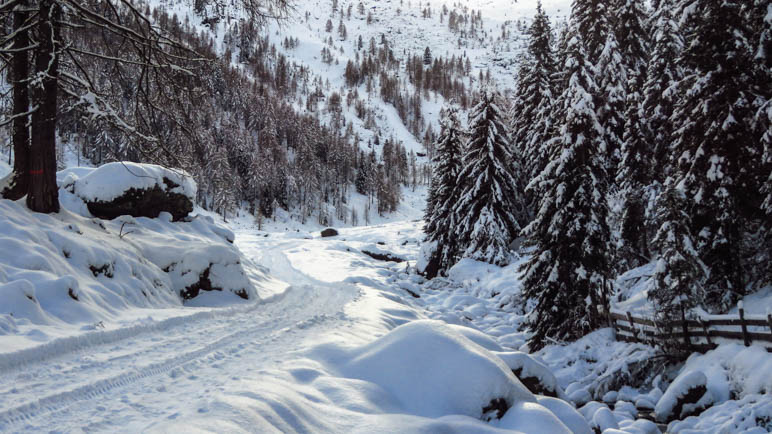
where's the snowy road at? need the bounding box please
[0,238,362,432]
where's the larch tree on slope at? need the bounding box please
[423,106,464,278]
[520,28,611,351]
[670,0,762,312]
[452,90,525,267]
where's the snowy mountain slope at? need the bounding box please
[148,0,572,159]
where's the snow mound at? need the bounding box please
[0,187,266,351]
[536,396,593,434]
[495,351,565,398]
[495,401,572,433]
[331,320,536,419]
[73,162,195,203]
[655,371,713,422]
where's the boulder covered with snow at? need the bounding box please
[655,371,714,423]
[72,162,196,221]
[416,240,440,279]
[320,228,339,237]
[360,243,406,263]
[494,351,565,398]
[332,320,536,419]
[117,213,258,304]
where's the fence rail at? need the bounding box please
[607,306,772,353]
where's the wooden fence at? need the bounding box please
[608,306,772,353]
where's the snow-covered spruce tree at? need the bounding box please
[611,0,653,271]
[513,2,556,206]
[642,0,683,182]
[452,90,525,267]
[616,83,653,271]
[520,29,611,351]
[648,185,706,356]
[671,0,761,312]
[759,102,772,286]
[613,0,649,87]
[423,106,464,278]
[754,0,772,285]
[572,0,611,64]
[595,31,626,182]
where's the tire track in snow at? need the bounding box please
[0,279,357,432]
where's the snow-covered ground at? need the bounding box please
[3,196,772,432]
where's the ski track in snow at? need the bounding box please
[0,241,360,433]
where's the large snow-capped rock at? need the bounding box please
[494,351,566,398]
[71,162,196,221]
[655,371,714,423]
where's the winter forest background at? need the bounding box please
[1,0,771,381]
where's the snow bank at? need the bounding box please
[0,174,268,351]
[656,344,772,429]
[72,162,195,202]
[536,396,593,434]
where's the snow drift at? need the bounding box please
[0,163,268,351]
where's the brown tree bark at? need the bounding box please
[1,0,31,200]
[27,0,60,213]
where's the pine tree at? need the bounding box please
[616,81,653,270]
[423,106,464,277]
[595,31,625,180]
[642,0,682,181]
[512,2,555,213]
[611,0,652,271]
[754,0,772,285]
[521,29,611,350]
[613,0,649,87]
[452,90,525,266]
[648,185,706,355]
[572,0,611,63]
[670,0,760,312]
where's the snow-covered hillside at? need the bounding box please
[154,0,572,159]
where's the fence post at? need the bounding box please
[739,301,750,347]
[766,310,772,342]
[627,311,639,343]
[682,316,691,349]
[699,319,712,347]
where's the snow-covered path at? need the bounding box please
[0,232,367,432]
[0,221,466,433]
[0,282,360,431]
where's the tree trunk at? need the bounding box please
[27,0,60,213]
[1,0,31,200]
